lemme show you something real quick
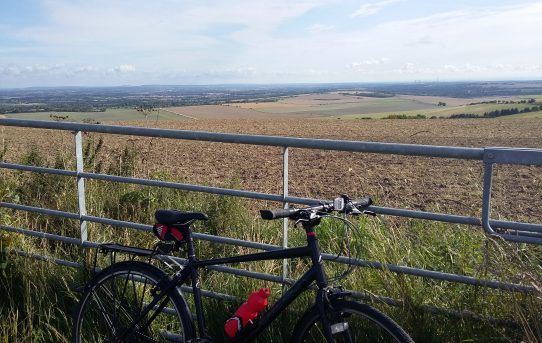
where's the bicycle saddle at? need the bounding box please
[155,210,209,226]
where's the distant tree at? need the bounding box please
[49,113,69,121]
[384,114,426,119]
[136,105,157,122]
[450,113,480,119]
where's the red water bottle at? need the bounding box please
[224,288,271,338]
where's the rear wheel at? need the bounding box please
[291,299,413,343]
[72,261,194,342]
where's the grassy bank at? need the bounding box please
[1,142,541,342]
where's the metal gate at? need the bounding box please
[1,118,541,302]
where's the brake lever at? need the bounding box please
[344,202,362,215]
[294,211,322,227]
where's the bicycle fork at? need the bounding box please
[316,290,354,343]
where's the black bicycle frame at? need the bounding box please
[120,221,336,342]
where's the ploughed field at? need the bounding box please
[2,117,542,224]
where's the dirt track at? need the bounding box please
[2,118,542,222]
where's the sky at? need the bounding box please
[1,0,542,88]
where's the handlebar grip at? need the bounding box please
[260,208,296,220]
[352,197,372,208]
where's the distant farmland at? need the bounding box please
[4,92,542,121]
[228,93,542,119]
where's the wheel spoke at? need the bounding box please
[89,291,117,336]
[73,262,191,343]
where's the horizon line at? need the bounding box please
[2,79,542,91]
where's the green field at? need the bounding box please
[501,110,542,119]
[335,101,542,119]
[4,108,186,122]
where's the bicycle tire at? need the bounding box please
[291,299,414,343]
[72,261,195,343]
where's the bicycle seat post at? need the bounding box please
[184,224,209,339]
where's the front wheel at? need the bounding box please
[291,299,413,343]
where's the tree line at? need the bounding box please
[467,98,536,105]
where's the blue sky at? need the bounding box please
[1,0,541,87]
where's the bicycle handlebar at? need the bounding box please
[351,197,373,208]
[260,197,372,220]
[260,208,297,220]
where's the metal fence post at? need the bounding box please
[74,131,88,244]
[282,147,289,282]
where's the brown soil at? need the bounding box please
[165,105,280,119]
[2,118,542,223]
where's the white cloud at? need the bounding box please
[349,57,390,68]
[350,0,404,18]
[0,65,22,77]
[14,0,333,48]
[107,64,136,74]
[397,62,415,73]
[335,2,542,80]
[0,63,137,80]
[74,65,101,73]
[0,63,66,78]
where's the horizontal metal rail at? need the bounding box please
[2,163,542,234]
[1,219,537,293]
[9,249,82,269]
[0,162,78,176]
[0,118,484,159]
[5,200,542,255]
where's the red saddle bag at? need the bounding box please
[152,223,185,242]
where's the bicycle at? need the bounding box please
[72,194,414,342]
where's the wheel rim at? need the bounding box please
[300,307,404,342]
[75,269,185,343]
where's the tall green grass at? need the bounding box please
[0,141,541,342]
